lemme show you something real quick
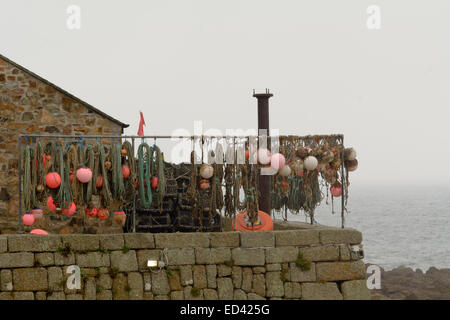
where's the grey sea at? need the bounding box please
[286,184,450,271]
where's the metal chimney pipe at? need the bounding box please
[253,89,273,215]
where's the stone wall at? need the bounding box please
[0,227,371,300]
[0,56,124,233]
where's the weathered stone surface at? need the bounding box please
[265,247,298,264]
[284,282,301,299]
[266,272,284,297]
[232,266,242,288]
[143,292,154,300]
[14,292,34,300]
[110,250,138,272]
[319,228,362,245]
[48,267,63,291]
[154,294,170,300]
[152,270,170,295]
[210,232,239,247]
[184,286,204,300]
[316,261,366,281]
[180,265,193,286]
[124,233,155,249]
[61,235,99,251]
[168,270,183,291]
[289,262,316,282]
[13,268,47,291]
[341,280,371,300]
[76,252,110,267]
[170,291,184,300]
[167,248,195,265]
[301,283,343,300]
[252,274,266,297]
[266,264,281,272]
[253,267,266,274]
[154,233,210,248]
[0,236,7,253]
[99,234,124,250]
[234,289,247,300]
[218,264,232,277]
[217,277,233,300]
[241,268,253,292]
[299,245,340,262]
[84,278,96,300]
[247,293,266,300]
[193,265,207,289]
[339,244,351,261]
[97,290,113,300]
[240,231,275,248]
[0,252,34,268]
[204,288,219,300]
[206,264,217,288]
[232,248,265,266]
[136,249,161,271]
[275,230,320,246]
[195,248,231,264]
[1,269,12,291]
[35,252,54,266]
[143,273,152,291]
[66,294,83,300]
[54,252,75,265]
[0,292,13,300]
[97,273,112,290]
[128,272,144,300]
[112,273,129,300]
[35,292,47,300]
[47,292,66,300]
[8,235,61,252]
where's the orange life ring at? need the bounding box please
[232,210,273,232]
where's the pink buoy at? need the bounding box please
[30,229,49,235]
[23,212,35,226]
[270,153,286,170]
[47,196,56,211]
[257,148,271,165]
[32,208,44,221]
[296,170,304,177]
[76,166,93,183]
[62,202,76,216]
[330,186,342,197]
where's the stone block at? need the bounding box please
[339,244,351,261]
[289,262,316,282]
[206,264,217,288]
[154,233,210,248]
[1,270,12,291]
[180,265,193,286]
[247,293,266,300]
[35,252,54,266]
[66,294,83,300]
[35,292,47,300]
[13,292,34,300]
[301,283,343,300]
[232,266,242,289]
[167,248,195,265]
[143,292,154,300]
[0,252,34,268]
[217,277,233,300]
[204,288,219,300]
[195,247,231,264]
[0,236,7,253]
[84,278,96,300]
[123,233,155,249]
[240,231,275,248]
[210,232,239,247]
[48,267,63,291]
[97,290,113,300]
[47,292,66,300]
[241,268,253,292]
[152,270,170,295]
[110,250,138,272]
[234,289,247,300]
[265,247,298,263]
[8,235,61,252]
[184,286,204,300]
[0,292,12,300]
[136,249,161,271]
[99,234,124,251]
[112,273,129,300]
[128,272,144,300]
[169,270,182,291]
[341,280,371,300]
[316,261,366,282]
[252,274,266,297]
[266,264,281,272]
[232,248,265,266]
[193,265,207,289]
[275,230,320,247]
[299,245,340,262]
[253,267,266,274]
[218,264,232,277]
[154,295,170,300]
[170,291,184,300]
[54,252,75,266]
[97,274,112,290]
[13,268,48,291]
[284,282,301,299]
[319,228,362,245]
[61,235,99,251]
[266,271,284,297]
[76,252,110,267]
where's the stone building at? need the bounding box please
[0,53,128,234]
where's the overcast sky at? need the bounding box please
[2,0,449,186]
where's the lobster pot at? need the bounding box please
[132,205,174,233]
[165,178,178,197]
[174,209,221,232]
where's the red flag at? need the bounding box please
[137,111,146,136]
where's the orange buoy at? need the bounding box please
[232,210,273,232]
